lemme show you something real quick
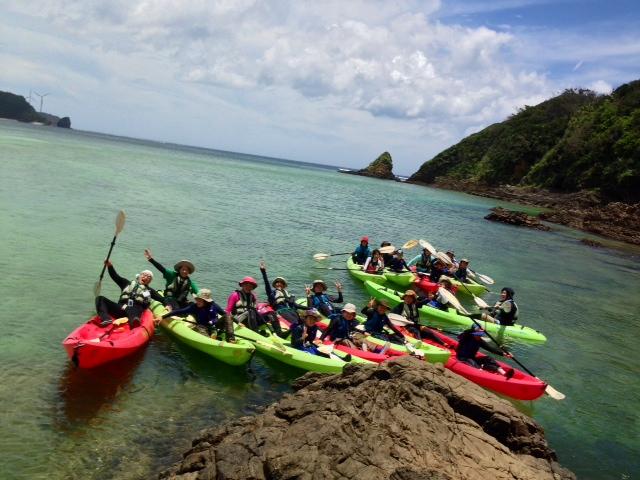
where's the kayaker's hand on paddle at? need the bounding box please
[104,259,113,268]
[144,249,153,260]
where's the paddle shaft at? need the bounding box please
[97,235,118,281]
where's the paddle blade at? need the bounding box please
[317,344,334,355]
[379,245,396,254]
[545,384,566,400]
[477,273,495,285]
[313,253,330,261]
[115,210,126,235]
[438,287,470,315]
[435,251,453,266]
[388,313,413,326]
[402,239,419,250]
[93,280,102,297]
[418,239,437,255]
[473,296,490,309]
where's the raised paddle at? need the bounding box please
[94,210,126,297]
[401,239,419,250]
[437,287,565,400]
[418,239,437,256]
[419,238,494,285]
[313,252,353,261]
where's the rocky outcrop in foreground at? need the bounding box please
[485,207,551,231]
[159,358,574,480]
[342,151,397,180]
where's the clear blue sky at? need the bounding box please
[1,0,638,174]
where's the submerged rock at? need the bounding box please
[485,207,551,231]
[159,357,574,480]
[342,151,397,180]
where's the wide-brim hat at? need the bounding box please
[239,276,258,288]
[376,298,391,309]
[401,289,417,299]
[460,258,469,263]
[312,279,327,290]
[272,277,288,288]
[304,308,321,320]
[342,303,357,313]
[174,260,195,274]
[439,275,453,285]
[194,288,214,303]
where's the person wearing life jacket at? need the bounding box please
[391,290,447,346]
[380,241,394,266]
[388,249,410,273]
[361,298,405,344]
[305,280,343,317]
[144,249,199,311]
[456,326,514,377]
[352,236,371,265]
[453,258,470,283]
[290,309,322,353]
[363,249,384,274]
[163,288,234,341]
[415,247,433,273]
[95,260,164,328]
[483,287,519,326]
[226,276,284,337]
[320,303,359,347]
[259,261,306,325]
[445,250,458,267]
[429,259,450,283]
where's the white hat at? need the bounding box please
[341,303,357,313]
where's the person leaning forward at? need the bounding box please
[95,260,164,328]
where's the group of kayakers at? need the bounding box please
[94,237,517,376]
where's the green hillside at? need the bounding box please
[409,80,640,202]
[0,91,47,123]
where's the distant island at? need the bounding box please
[407,79,640,245]
[339,151,399,181]
[0,90,71,128]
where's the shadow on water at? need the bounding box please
[54,348,147,430]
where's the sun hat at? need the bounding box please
[439,275,453,284]
[376,298,391,309]
[194,288,214,303]
[305,308,321,320]
[174,260,195,274]
[272,277,288,288]
[342,303,357,313]
[401,289,417,299]
[460,258,469,263]
[312,279,327,290]
[238,276,258,288]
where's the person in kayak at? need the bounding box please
[482,287,519,325]
[388,249,410,272]
[320,303,360,347]
[391,290,447,346]
[162,288,235,341]
[445,250,458,267]
[453,258,470,283]
[429,259,450,283]
[360,298,405,344]
[144,249,198,311]
[290,309,324,354]
[414,247,434,273]
[226,276,284,337]
[259,261,306,325]
[305,280,343,317]
[362,249,385,274]
[380,241,394,265]
[352,236,371,265]
[456,326,514,377]
[95,260,164,328]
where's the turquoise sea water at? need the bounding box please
[1,119,639,479]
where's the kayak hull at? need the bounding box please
[62,310,155,369]
[383,269,415,287]
[346,257,387,285]
[363,281,547,344]
[408,255,488,296]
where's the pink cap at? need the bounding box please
[238,276,258,287]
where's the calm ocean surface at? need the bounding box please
[1,119,638,479]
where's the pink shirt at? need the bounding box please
[226,291,257,314]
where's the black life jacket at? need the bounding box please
[166,275,191,303]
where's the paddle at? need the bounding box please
[419,238,494,285]
[469,270,495,285]
[313,252,353,261]
[401,239,419,250]
[94,210,126,297]
[437,287,565,400]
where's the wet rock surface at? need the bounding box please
[342,151,397,180]
[485,207,551,231]
[159,357,574,480]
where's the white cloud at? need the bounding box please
[588,80,613,94]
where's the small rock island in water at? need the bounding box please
[340,151,398,180]
[159,358,575,480]
[0,90,71,128]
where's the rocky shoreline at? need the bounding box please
[410,179,640,246]
[159,357,574,480]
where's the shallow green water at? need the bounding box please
[1,119,639,479]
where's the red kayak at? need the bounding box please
[411,269,458,296]
[62,309,155,368]
[397,325,546,401]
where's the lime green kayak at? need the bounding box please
[150,301,255,366]
[233,324,372,373]
[296,300,451,364]
[363,281,547,344]
[346,257,387,285]
[382,268,416,288]
[408,255,488,296]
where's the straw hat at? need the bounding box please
[174,260,195,274]
[401,289,417,299]
[272,277,288,288]
[376,298,391,309]
[342,303,357,313]
[305,308,321,320]
[194,289,213,303]
[312,279,327,290]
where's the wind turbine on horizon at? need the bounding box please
[33,91,50,113]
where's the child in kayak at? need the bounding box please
[360,298,405,344]
[259,261,306,325]
[388,250,410,272]
[391,290,447,346]
[290,309,324,354]
[95,261,164,328]
[320,303,360,347]
[162,288,234,341]
[352,236,371,265]
[363,249,384,274]
[305,280,343,317]
[456,327,514,377]
[144,249,199,311]
[482,288,519,325]
[226,276,284,337]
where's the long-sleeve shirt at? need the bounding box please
[260,268,305,311]
[352,245,371,265]
[388,257,409,273]
[361,306,404,338]
[456,331,505,360]
[225,291,258,315]
[108,265,163,305]
[307,291,343,309]
[147,257,199,294]
[320,313,359,341]
[164,301,225,326]
[290,323,321,349]
[363,256,384,273]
